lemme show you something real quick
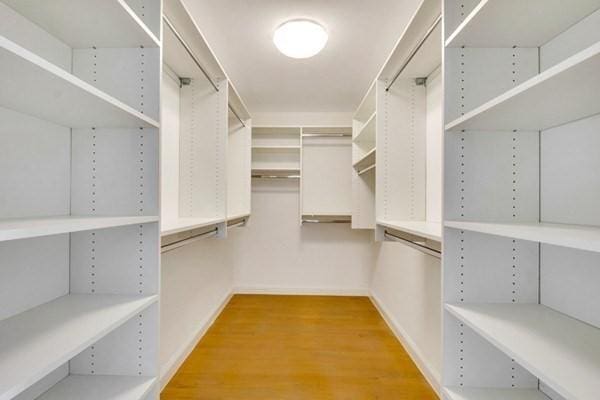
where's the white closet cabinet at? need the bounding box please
[161,0,251,244]
[443,2,600,399]
[0,1,161,399]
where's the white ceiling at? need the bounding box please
[181,0,422,113]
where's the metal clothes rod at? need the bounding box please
[161,228,218,253]
[357,164,376,176]
[385,14,442,92]
[227,220,246,228]
[163,16,246,128]
[302,133,352,137]
[384,231,441,259]
[302,219,350,224]
[251,175,300,179]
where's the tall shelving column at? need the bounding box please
[442,1,600,399]
[0,0,161,399]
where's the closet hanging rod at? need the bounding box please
[385,14,442,92]
[163,16,247,128]
[227,220,246,228]
[161,228,218,253]
[302,219,351,224]
[357,164,376,176]
[302,133,352,137]
[384,231,441,259]
[251,174,300,179]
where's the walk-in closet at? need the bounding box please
[0,0,598,399]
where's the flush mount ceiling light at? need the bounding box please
[273,19,328,59]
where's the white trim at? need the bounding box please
[233,286,369,297]
[159,291,233,391]
[369,292,441,396]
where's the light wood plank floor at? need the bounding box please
[161,295,438,399]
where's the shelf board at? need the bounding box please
[251,146,301,151]
[446,303,600,400]
[445,41,600,131]
[0,294,157,400]
[161,217,226,236]
[353,148,376,172]
[0,215,158,242]
[444,387,549,400]
[37,375,156,400]
[445,220,600,253]
[3,0,159,48]
[0,36,159,129]
[446,0,600,48]
[227,213,250,222]
[378,220,442,241]
[353,112,376,143]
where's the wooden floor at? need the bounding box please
[161,295,438,400]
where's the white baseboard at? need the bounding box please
[160,290,233,391]
[369,292,441,396]
[233,285,369,296]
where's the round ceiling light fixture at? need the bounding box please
[273,19,328,59]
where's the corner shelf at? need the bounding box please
[37,375,157,400]
[445,41,600,131]
[353,112,376,143]
[0,36,159,128]
[443,387,549,400]
[378,220,441,242]
[353,148,376,172]
[0,215,159,242]
[0,294,158,400]
[446,0,600,48]
[445,220,600,253]
[161,217,226,237]
[2,0,160,48]
[446,303,600,400]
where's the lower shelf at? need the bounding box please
[0,294,157,400]
[444,387,549,400]
[38,375,156,400]
[445,303,600,400]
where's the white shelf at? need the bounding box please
[37,375,156,400]
[251,145,301,150]
[227,213,250,222]
[0,36,159,129]
[0,215,159,242]
[0,294,158,400]
[444,387,549,400]
[446,0,600,48]
[378,220,442,241]
[353,148,376,172]
[161,217,226,236]
[445,41,600,131]
[3,0,160,48]
[445,303,600,400]
[445,220,600,253]
[354,112,376,143]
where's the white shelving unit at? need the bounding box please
[443,2,600,399]
[0,0,161,398]
[160,0,252,242]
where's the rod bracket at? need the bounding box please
[179,77,192,87]
[415,77,427,86]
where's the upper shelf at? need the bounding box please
[444,387,549,400]
[0,36,159,128]
[354,112,376,143]
[0,215,158,242]
[446,303,600,400]
[0,294,157,400]
[445,41,600,131]
[353,148,376,172]
[252,145,300,151]
[378,220,442,242]
[445,220,600,253]
[161,217,226,236]
[3,0,160,48]
[446,0,600,48]
[37,375,157,400]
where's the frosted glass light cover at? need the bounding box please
[273,19,328,59]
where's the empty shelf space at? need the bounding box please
[378,220,442,241]
[446,0,600,48]
[445,303,600,400]
[444,387,549,400]
[0,36,159,128]
[3,0,159,48]
[445,220,600,253]
[354,112,376,143]
[353,148,376,172]
[37,375,156,400]
[0,294,158,400]
[445,41,600,131]
[0,215,158,242]
[161,217,226,236]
